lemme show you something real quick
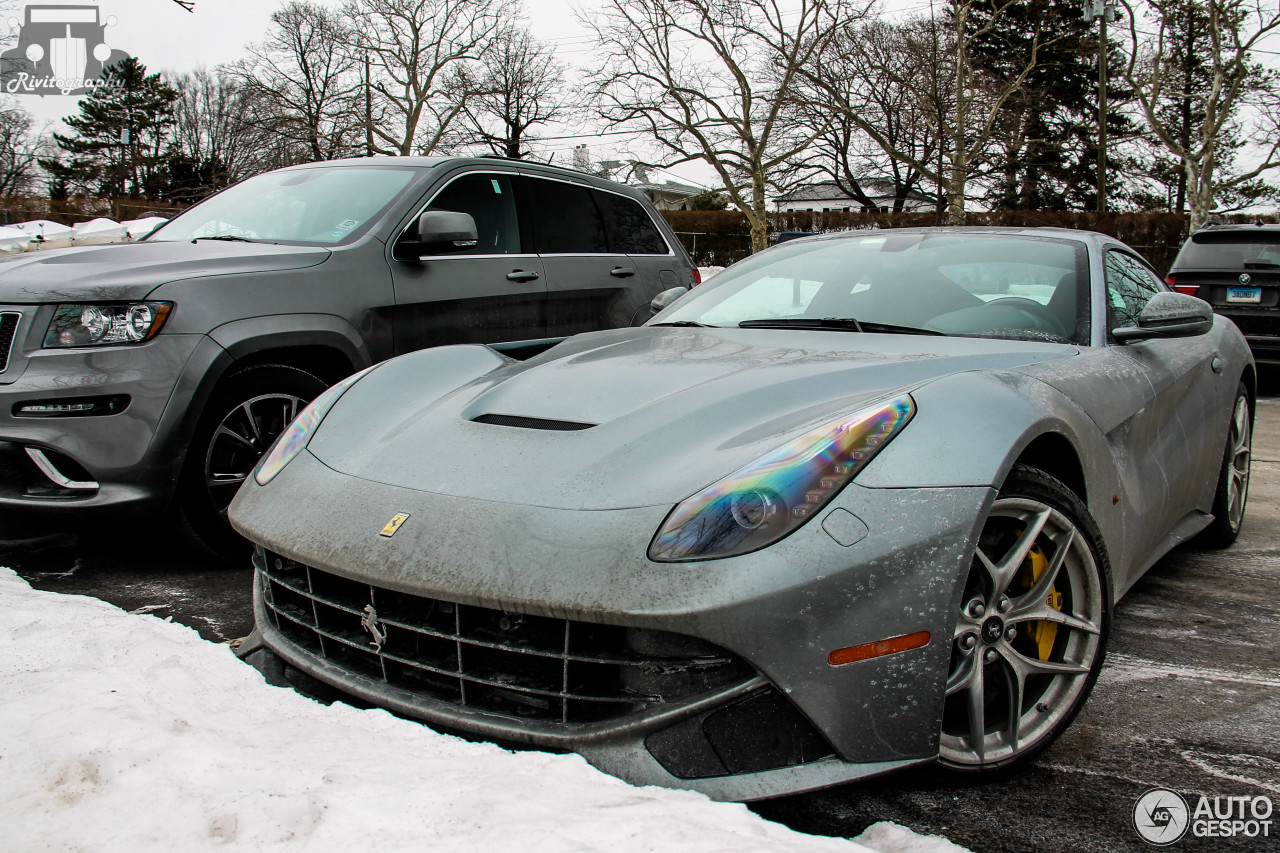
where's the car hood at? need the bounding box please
[308,327,1078,510]
[0,240,330,303]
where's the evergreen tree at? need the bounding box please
[40,58,179,198]
[967,0,1138,210]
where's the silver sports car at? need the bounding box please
[231,228,1254,801]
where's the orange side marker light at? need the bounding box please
[828,631,931,666]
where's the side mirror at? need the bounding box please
[401,210,479,258]
[650,286,688,315]
[1113,291,1214,342]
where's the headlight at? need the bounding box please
[253,367,375,486]
[43,302,172,347]
[648,394,915,562]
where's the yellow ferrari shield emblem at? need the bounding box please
[379,513,410,538]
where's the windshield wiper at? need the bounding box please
[192,235,267,243]
[651,320,718,328]
[737,317,945,336]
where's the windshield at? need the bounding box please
[147,166,420,245]
[654,232,1090,344]
[1175,231,1280,269]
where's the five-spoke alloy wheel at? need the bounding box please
[940,465,1111,773]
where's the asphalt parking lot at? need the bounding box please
[5,374,1279,852]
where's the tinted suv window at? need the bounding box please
[428,173,521,254]
[594,190,669,255]
[1174,231,1280,270]
[1106,250,1164,329]
[529,178,608,254]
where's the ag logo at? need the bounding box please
[1134,788,1190,845]
[0,4,131,96]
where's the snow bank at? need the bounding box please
[0,569,965,853]
[72,218,129,245]
[13,219,73,249]
[0,225,33,254]
[124,216,169,240]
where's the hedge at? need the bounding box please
[660,209,1280,274]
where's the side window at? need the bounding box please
[594,190,669,254]
[1105,251,1164,330]
[529,178,608,254]
[427,173,521,254]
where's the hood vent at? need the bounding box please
[472,413,595,431]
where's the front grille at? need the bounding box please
[0,312,18,373]
[472,413,595,431]
[260,553,753,725]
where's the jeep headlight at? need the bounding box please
[43,302,173,347]
[648,394,915,562]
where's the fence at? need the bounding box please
[659,209,1280,273]
[0,197,188,226]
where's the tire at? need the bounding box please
[178,364,327,559]
[1200,382,1252,549]
[938,464,1112,775]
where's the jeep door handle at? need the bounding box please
[610,266,636,278]
[506,270,540,282]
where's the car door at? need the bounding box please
[1103,248,1222,566]
[521,174,639,336]
[593,187,683,325]
[388,169,546,355]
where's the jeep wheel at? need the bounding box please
[179,364,327,559]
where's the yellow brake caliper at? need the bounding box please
[1024,543,1063,661]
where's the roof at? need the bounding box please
[775,180,934,204]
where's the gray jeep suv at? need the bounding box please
[0,157,694,551]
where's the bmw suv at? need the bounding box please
[1166,223,1280,362]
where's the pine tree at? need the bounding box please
[40,58,179,198]
[967,0,1138,210]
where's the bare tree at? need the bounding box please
[228,1,363,163]
[456,25,566,159]
[168,68,265,194]
[0,101,44,195]
[1122,0,1280,229]
[586,0,866,252]
[348,0,515,157]
[800,1,1055,223]
[797,18,945,212]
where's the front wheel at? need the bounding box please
[178,364,327,558]
[1201,383,1252,549]
[939,465,1111,774]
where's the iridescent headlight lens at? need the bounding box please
[648,394,915,562]
[253,367,375,486]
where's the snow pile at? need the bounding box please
[698,265,725,281]
[0,569,965,852]
[124,216,169,240]
[0,225,33,254]
[13,219,74,249]
[72,218,130,245]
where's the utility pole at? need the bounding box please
[1083,0,1119,212]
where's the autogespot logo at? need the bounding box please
[0,3,132,96]
[1134,789,1190,845]
[1134,788,1275,845]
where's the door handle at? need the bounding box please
[610,266,636,278]
[506,270,540,282]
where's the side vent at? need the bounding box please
[472,413,595,431]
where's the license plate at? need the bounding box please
[1227,287,1261,303]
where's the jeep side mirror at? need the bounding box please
[650,286,688,315]
[1112,291,1214,342]
[401,210,479,258]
